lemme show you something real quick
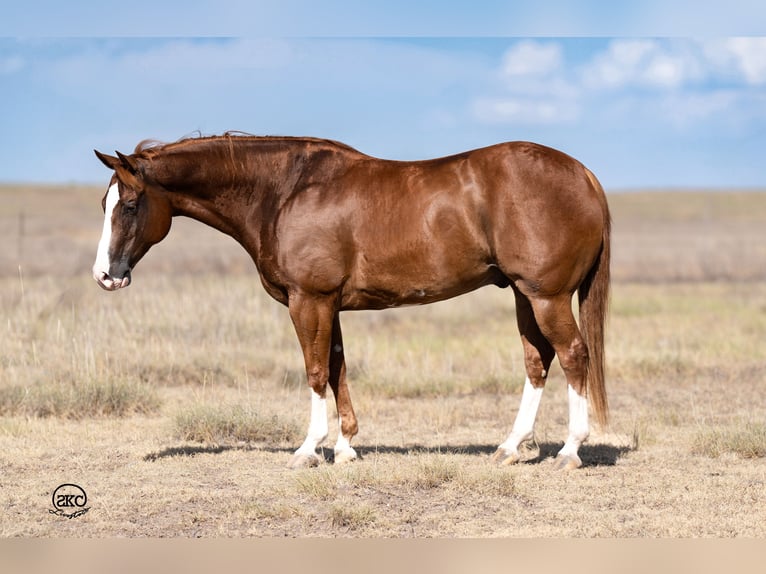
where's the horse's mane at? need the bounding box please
[133,131,360,158]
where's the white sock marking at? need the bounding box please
[499,377,544,454]
[295,390,328,457]
[93,183,119,288]
[558,384,590,459]
[334,426,351,452]
[333,417,358,463]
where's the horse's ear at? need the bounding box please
[94,150,120,170]
[116,151,140,176]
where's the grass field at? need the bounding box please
[1,185,765,537]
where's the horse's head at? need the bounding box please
[92,149,172,291]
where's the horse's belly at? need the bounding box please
[340,263,508,311]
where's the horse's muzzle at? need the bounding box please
[93,268,131,291]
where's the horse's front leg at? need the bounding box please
[286,293,333,468]
[286,293,358,468]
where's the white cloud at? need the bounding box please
[583,39,703,90]
[659,90,741,127]
[643,52,689,88]
[472,40,580,126]
[472,37,766,129]
[699,37,766,86]
[501,40,562,78]
[584,40,654,88]
[497,41,578,97]
[721,37,766,85]
[472,96,579,125]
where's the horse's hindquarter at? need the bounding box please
[480,142,606,297]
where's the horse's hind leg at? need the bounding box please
[328,314,358,464]
[493,289,555,465]
[527,294,591,470]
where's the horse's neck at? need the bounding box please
[150,143,305,249]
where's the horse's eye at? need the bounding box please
[123,201,138,215]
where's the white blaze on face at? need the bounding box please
[92,183,121,290]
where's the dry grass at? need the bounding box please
[692,422,766,459]
[0,377,160,419]
[609,190,766,282]
[1,184,766,537]
[173,403,301,445]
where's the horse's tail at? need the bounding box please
[578,168,611,428]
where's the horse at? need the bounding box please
[92,133,610,470]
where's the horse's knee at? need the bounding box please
[306,366,329,396]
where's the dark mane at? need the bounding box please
[133,131,361,158]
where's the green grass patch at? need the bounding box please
[0,377,160,418]
[174,403,301,444]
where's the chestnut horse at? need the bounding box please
[93,134,610,470]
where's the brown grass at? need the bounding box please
[0,377,160,419]
[173,403,301,444]
[1,185,765,537]
[692,422,766,459]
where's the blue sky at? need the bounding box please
[2,2,766,189]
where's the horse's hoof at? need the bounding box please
[286,452,321,469]
[334,447,358,464]
[553,454,582,470]
[491,447,521,466]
